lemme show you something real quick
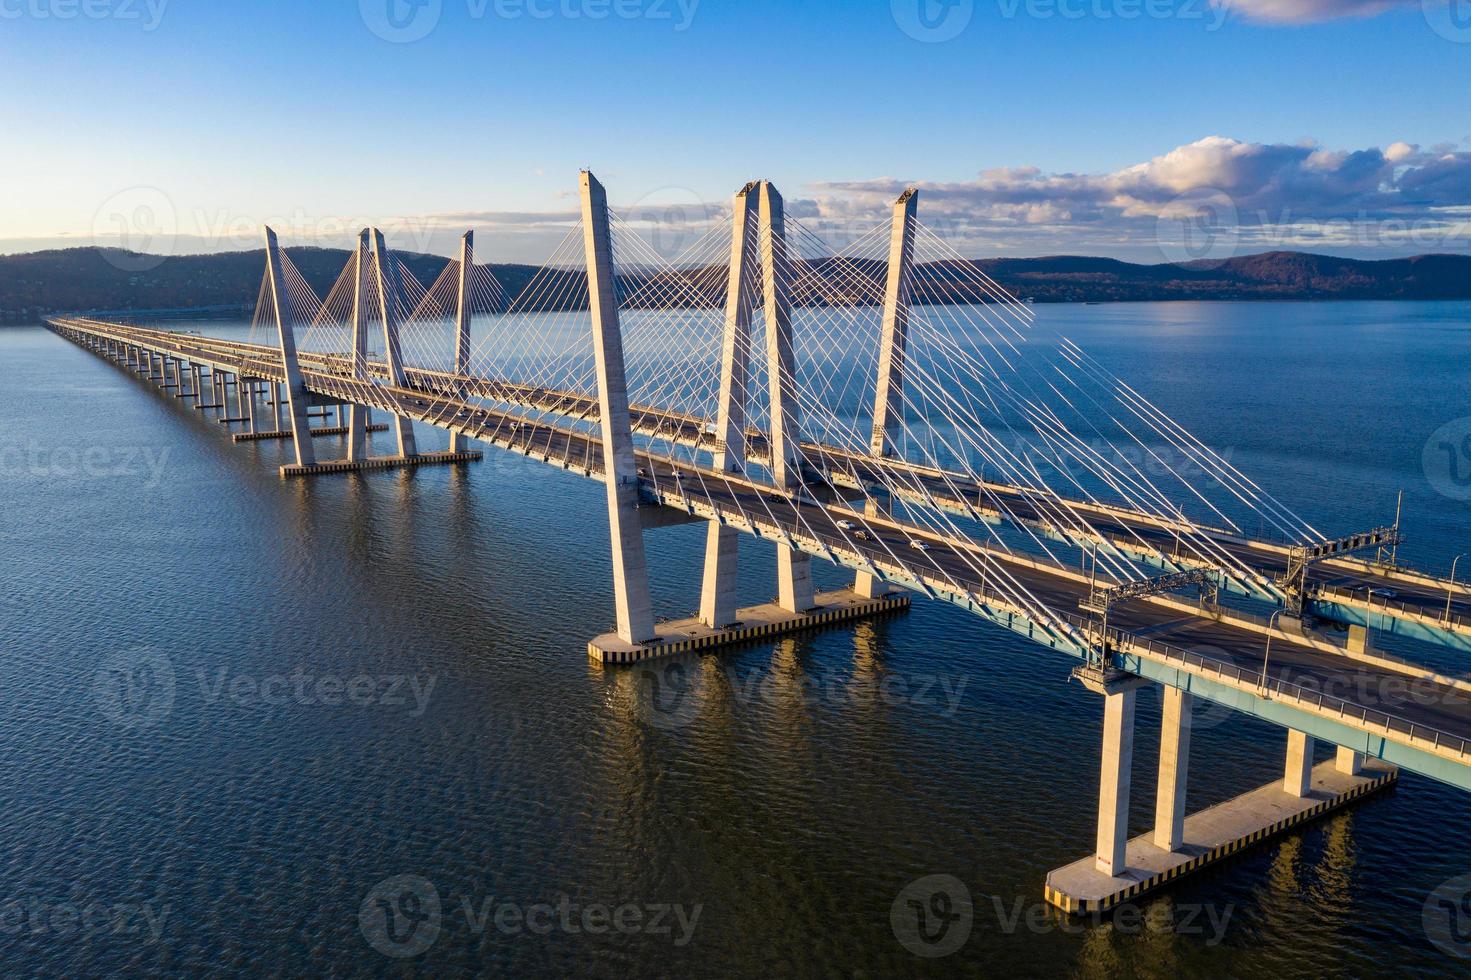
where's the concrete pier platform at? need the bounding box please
[1044,759,1397,914]
[234,423,389,442]
[588,589,911,665]
[279,450,482,478]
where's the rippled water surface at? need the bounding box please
[2,300,1469,977]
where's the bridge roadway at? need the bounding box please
[50,316,1471,790]
[55,318,1471,645]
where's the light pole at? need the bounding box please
[1446,554,1465,624]
[1261,609,1285,698]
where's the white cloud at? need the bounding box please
[810,137,1471,259]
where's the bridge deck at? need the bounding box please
[50,318,1471,787]
[62,317,1471,634]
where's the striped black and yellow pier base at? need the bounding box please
[1044,760,1397,915]
[234,423,389,443]
[279,450,482,478]
[588,590,911,665]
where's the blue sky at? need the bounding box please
[2,0,1468,261]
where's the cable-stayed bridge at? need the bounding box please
[47,172,1471,914]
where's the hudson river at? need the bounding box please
[1,301,1468,977]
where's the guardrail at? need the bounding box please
[1311,581,1470,633]
[1057,610,1471,761]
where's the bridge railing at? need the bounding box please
[1058,611,1471,762]
[1310,581,1470,632]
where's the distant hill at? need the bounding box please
[2,246,1468,323]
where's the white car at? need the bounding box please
[835,519,857,531]
[909,540,930,552]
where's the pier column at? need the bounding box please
[450,230,474,454]
[1153,687,1192,852]
[581,171,655,645]
[348,229,372,462]
[263,226,317,469]
[855,188,918,599]
[699,182,758,629]
[271,382,284,430]
[243,379,259,434]
[370,228,418,457]
[758,181,814,614]
[234,373,250,419]
[1284,729,1315,797]
[1095,686,1138,877]
[171,356,182,391]
[1335,745,1366,775]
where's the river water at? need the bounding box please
[1,300,1469,977]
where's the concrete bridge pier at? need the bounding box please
[1284,729,1315,796]
[590,178,910,665]
[1075,670,1149,877]
[580,171,655,647]
[370,228,418,460]
[1045,678,1398,915]
[1153,686,1193,852]
[698,182,757,631]
[449,230,474,455]
[268,227,476,475]
[854,188,917,601]
[758,180,815,615]
[173,360,194,398]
